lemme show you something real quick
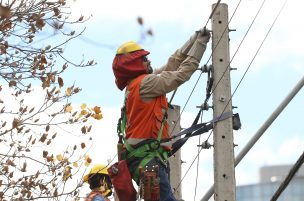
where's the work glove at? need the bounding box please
[187,28,211,61]
[179,30,200,55]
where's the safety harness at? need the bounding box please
[116,87,241,201]
[117,90,168,183]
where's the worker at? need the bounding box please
[83,164,113,201]
[112,28,211,201]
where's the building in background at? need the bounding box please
[236,164,304,201]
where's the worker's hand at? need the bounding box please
[187,27,211,61]
[198,27,211,44]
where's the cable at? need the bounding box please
[168,0,225,105]
[176,0,288,196]
[203,0,267,142]
[205,0,222,27]
[210,0,266,101]
[173,147,203,193]
[270,150,304,201]
[218,0,288,128]
[193,114,204,200]
[170,2,244,193]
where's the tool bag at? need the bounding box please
[107,160,137,201]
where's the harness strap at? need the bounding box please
[167,111,234,156]
[130,146,168,183]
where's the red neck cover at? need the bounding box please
[112,49,150,90]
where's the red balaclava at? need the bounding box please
[112,49,150,90]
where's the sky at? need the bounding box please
[40,0,304,200]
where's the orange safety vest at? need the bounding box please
[125,74,169,145]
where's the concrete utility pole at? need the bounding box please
[211,3,236,201]
[167,105,183,200]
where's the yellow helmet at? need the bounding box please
[83,164,108,182]
[116,41,143,55]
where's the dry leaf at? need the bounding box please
[73,162,78,168]
[56,154,63,161]
[93,106,101,114]
[93,113,103,120]
[58,77,64,87]
[80,103,87,109]
[78,15,84,21]
[137,17,143,25]
[65,105,72,113]
[66,87,71,96]
[39,133,48,143]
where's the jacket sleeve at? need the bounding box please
[153,50,187,74]
[139,50,199,101]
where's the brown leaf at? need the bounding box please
[93,113,103,120]
[9,80,16,87]
[81,142,85,149]
[46,124,50,132]
[12,118,19,129]
[58,77,64,87]
[58,0,66,5]
[51,133,57,139]
[43,150,48,158]
[86,156,92,164]
[21,161,27,172]
[137,17,143,25]
[87,125,92,132]
[81,126,86,134]
[73,87,80,93]
[39,133,48,143]
[46,155,53,162]
[36,18,45,30]
[53,7,60,16]
[78,15,84,22]
[147,29,153,36]
[0,21,12,31]
[0,5,10,19]
[93,106,101,114]
[29,107,34,113]
[41,55,47,64]
[66,87,72,96]
[53,188,58,197]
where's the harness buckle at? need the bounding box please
[148,139,160,151]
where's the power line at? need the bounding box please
[270,150,304,201]
[201,1,290,200]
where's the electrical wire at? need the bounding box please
[174,0,288,196]
[193,113,204,200]
[204,0,268,142]
[168,0,224,107]
[171,1,244,195]
[206,0,288,143]
[204,0,222,27]
[173,147,203,193]
[209,0,266,106]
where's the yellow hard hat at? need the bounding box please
[116,41,143,55]
[83,164,108,182]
